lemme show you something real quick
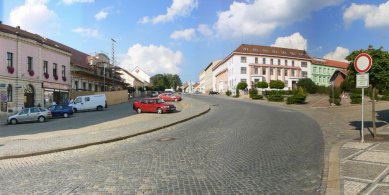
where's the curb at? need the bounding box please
[0,106,211,160]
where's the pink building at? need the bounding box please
[0,23,71,114]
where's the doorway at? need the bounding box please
[24,84,35,108]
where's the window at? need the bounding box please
[240,67,247,74]
[301,61,308,67]
[254,79,259,83]
[241,79,247,83]
[285,60,288,66]
[278,69,281,76]
[254,67,258,74]
[241,56,247,63]
[30,107,40,113]
[43,61,48,73]
[270,59,273,65]
[262,68,266,75]
[85,97,90,102]
[7,52,13,67]
[243,47,248,51]
[255,57,258,64]
[292,70,295,76]
[27,56,33,71]
[292,61,295,67]
[7,84,12,102]
[89,83,92,91]
[278,59,281,65]
[83,82,86,90]
[53,63,58,76]
[270,68,274,75]
[62,65,66,77]
[302,71,308,78]
[313,67,317,73]
[263,58,266,64]
[20,109,29,115]
[100,67,104,75]
[285,70,288,76]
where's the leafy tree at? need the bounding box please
[346,45,389,138]
[256,81,268,89]
[297,78,318,94]
[150,74,182,91]
[269,80,285,90]
[237,82,248,90]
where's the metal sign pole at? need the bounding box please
[361,88,365,143]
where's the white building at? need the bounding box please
[199,60,221,93]
[212,44,312,92]
[131,66,150,85]
[116,67,144,89]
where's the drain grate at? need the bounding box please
[157,137,176,142]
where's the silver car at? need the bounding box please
[7,107,52,124]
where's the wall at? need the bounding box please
[70,90,128,106]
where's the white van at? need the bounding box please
[70,94,107,112]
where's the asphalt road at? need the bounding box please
[0,95,324,194]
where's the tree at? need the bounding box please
[297,78,318,94]
[269,80,285,90]
[150,74,182,91]
[237,82,248,90]
[346,45,389,138]
[256,81,268,89]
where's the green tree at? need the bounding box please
[150,74,182,91]
[297,78,318,94]
[269,80,285,90]
[256,81,268,89]
[346,45,389,138]
[237,82,248,90]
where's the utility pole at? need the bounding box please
[111,38,116,91]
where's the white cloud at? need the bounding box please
[271,32,308,50]
[72,28,100,38]
[95,10,108,20]
[140,0,198,24]
[9,0,60,36]
[63,0,94,5]
[324,47,350,62]
[120,44,182,75]
[170,28,196,41]
[343,2,389,28]
[215,0,343,38]
[197,24,213,37]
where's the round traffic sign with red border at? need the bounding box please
[354,53,372,73]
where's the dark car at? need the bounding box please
[209,90,220,95]
[133,98,176,114]
[48,105,74,118]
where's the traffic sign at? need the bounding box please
[356,73,369,88]
[354,53,372,73]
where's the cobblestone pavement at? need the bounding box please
[0,96,324,194]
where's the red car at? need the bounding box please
[158,93,182,102]
[133,98,176,114]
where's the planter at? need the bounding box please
[44,73,49,79]
[7,66,14,74]
[54,75,58,80]
[28,70,34,76]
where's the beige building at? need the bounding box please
[198,60,221,93]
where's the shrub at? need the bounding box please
[317,86,329,94]
[235,88,240,98]
[381,90,389,96]
[256,81,268,89]
[249,88,258,98]
[269,80,285,90]
[380,95,389,101]
[237,82,248,90]
[226,90,232,96]
[251,95,263,100]
[286,87,307,104]
[329,98,341,105]
[329,87,341,105]
[297,78,318,94]
[267,94,284,102]
[350,93,362,104]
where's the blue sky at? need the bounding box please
[1,0,389,82]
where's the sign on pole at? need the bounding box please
[356,73,369,88]
[354,53,372,143]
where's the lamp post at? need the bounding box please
[103,63,106,91]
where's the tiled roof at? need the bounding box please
[312,58,349,69]
[213,44,311,71]
[0,23,71,53]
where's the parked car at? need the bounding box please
[209,90,220,95]
[48,105,74,118]
[158,93,182,102]
[133,98,176,114]
[69,94,107,112]
[7,107,52,124]
[151,91,159,97]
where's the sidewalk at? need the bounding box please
[0,97,210,159]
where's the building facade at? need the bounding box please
[0,24,71,115]
[311,58,349,86]
[212,44,312,92]
[199,60,220,93]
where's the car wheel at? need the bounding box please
[64,113,69,118]
[157,108,163,114]
[97,105,103,111]
[38,116,46,122]
[137,108,142,114]
[10,118,17,125]
[73,108,78,113]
